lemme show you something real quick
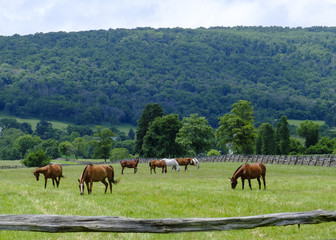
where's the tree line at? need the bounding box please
[1,27,336,128]
[1,100,336,166]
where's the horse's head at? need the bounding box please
[192,158,200,169]
[229,177,238,189]
[33,171,39,181]
[78,178,85,195]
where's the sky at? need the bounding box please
[1,0,336,36]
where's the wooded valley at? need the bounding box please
[1,26,336,127]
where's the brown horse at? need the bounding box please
[78,164,120,195]
[229,163,266,190]
[175,158,193,171]
[33,164,64,189]
[120,158,139,174]
[149,160,167,174]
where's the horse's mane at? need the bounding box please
[81,164,92,179]
[233,164,245,176]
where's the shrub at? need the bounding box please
[22,149,51,167]
[207,149,220,156]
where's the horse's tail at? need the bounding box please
[149,161,151,167]
[109,165,120,184]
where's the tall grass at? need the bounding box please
[0,162,335,239]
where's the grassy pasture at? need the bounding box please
[287,119,325,127]
[0,162,335,240]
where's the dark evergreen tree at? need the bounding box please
[135,103,164,156]
[256,123,276,155]
[275,116,291,155]
[128,128,135,140]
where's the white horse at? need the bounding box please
[162,158,180,172]
[191,158,200,169]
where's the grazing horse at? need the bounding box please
[162,158,180,172]
[175,158,193,171]
[190,158,200,169]
[229,163,266,190]
[33,164,64,189]
[78,164,119,195]
[149,160,167,174]
[120,158,139,174]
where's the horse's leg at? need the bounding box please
[257,177,261,190]
[248,179,252,190]
[101,179,108,193]
[134,167,137,174]
[44,176,48,189]
[52,178,56,187]
[241,178,245,190]
[262,174,266,190]
[87,181,92,194]
[154,166,156,174]
[55,177,59,188]
[121,167,124,174]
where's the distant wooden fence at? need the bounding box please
[1,155,335,169]
[0,210,335,233]
[134,154,336,167]
[196,155,336,167]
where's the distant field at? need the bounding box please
[0,162,335,240]
[0,160,24,167]
[0,112,136,133]
[287,119,325,127]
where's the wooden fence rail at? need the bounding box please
[0,210,335,233]
[134,154,336,167]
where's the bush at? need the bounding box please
[207,149,220,156]
[21,149,51,167]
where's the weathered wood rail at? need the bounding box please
[196,154,336,167]
[125,154,336,167]
[0,210,335,233]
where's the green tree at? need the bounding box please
[297,120,319,148]
[128,128,135,140]
[305,137,336,154]
[275,116,291,155]
[0,128,24,160]
[176,114,214,156]
[72,137,87,160]
[135,103,164,156]
[215,100,256,154]
[289,137,305,155]
[13,135,43,158]
[207,149,220,156]
[58,141,73,160]
[35,120,61,140]
[110,148,130,161]
[256,123,276,155]
[92,127,114,162]
[22,149,51,167]
[35,139,60,159]
[142,114,184,158]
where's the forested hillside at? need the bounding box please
[1,26,336,127]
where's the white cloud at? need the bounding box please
[0,0,336,36]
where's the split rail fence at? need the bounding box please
[197,154,336,167]
[0,210,335,233]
